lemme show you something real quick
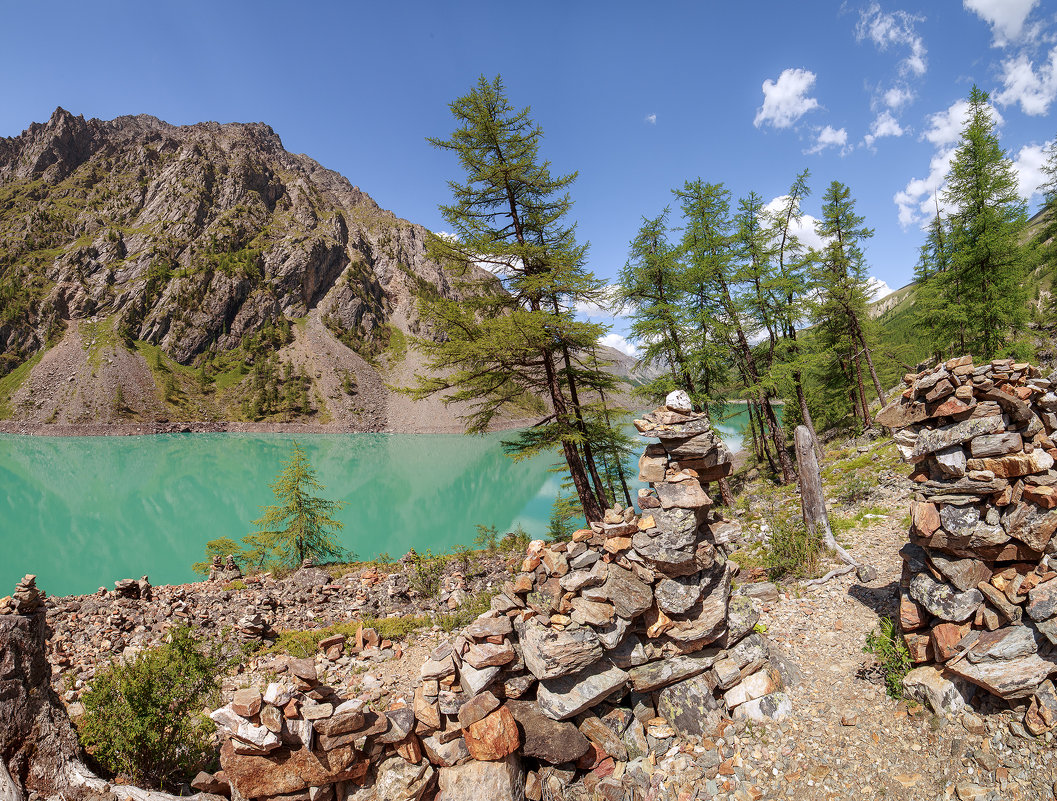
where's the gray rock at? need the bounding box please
[927,551,993,593]
[908,572,983,623]
[627,648,722,692]
[374,755,434,801]
[606,634,648,669]
[731,691,792,723]
[594,563,654,619]
[458,662,501,696]
[940,504,1009,548]
[656,673,723,737]
[667,566,732,644]
[909,416,1005,462]
[504,700,590,764]
[1003,503,1057,552]
[437,754,522,799]
[536,660,629,721]
[515,617,602,681]
[948,652,1057,699]
[902,666,969,715]
[655,574,704,615]
[966,626,1038,663]
[935,446,967,477]
[724,595,760,646]
[970,432,1023,458]
[740,582,779,602]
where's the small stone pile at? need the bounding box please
[879,357,1057,724]
[0,574,43,615]
[205,392,798,800]
[209,555,244,583]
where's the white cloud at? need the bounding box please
[645,112,657,125]
[864,110,905,148]
[600,333,639,358]
[1014,141,1054,201]
[921,99,1002,147]
[856,3,928,76]
[963,0,1039,46]
[763,196,826,251]
[995,48,1057,116]
[883,86,915,110]
[754,68,821,129]
[894,145,958,227]
[805,125,849,155]
[867,277,895,301]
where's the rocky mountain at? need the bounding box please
[0,108,508,432]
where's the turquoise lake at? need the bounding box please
[0,406,756,597]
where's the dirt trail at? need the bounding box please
[727,495,1057,801]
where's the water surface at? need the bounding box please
[0,412,754,596]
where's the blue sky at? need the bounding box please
[2,1,1056,355]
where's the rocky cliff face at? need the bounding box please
[0,108,486,431]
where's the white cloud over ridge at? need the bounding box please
[856,3,927,76]
[996,48,1057,116]
[600,333,638,358]
[806,125,849,155]
[754,68,820,129]
[864,110,905,149]
[963,0,1039,46]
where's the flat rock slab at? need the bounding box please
[909,416,1004,462]
[628,648,722,692]
[966,626,1037,663]
[536,660,629,721]
[947,652,1057,699]
[902,666,968,715]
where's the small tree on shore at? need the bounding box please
[249,442,348,567]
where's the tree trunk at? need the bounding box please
[542,348,604,523]
[852,353,871,428]
[717,477,734,507]
[848,315,886,405]
[794,425,867,582]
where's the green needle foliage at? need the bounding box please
[248,441,349,568]
[408,74,624,522]
[917,86,1031,360]
[77,626,225,789]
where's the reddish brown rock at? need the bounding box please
[220,740,363,798]
[464,706,520,761]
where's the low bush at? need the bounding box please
[76,626,225,790]
[863,616,912,699]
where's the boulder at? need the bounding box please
[591,564,653,619]
[965,626,1037,663]
[731,691,792,723]
[654,575,704,616]
[1027,578,1057,621]
[627,649,721,692]
[947,652,1057,699]
[902,666,969,715]
[373,755,434,801]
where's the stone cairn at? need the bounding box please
[206,392,798,801]
[880,357,1057,730]
[0,574,43,615]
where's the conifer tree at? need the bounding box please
[810,181,882,427]
[1033,136,1057,313]
[410,75,613,522]
[940,85,1030,359]
[249,442,347,567]
[617,211,695,399]
[676,179,795,484]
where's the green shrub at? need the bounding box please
[436,590,498,632]
[408,549,445,598]
[763,516,825,580]
[76,627,225,789]
[864,616,912,699]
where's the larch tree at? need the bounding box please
[248,442,347,568]
[810,181,883,428]
[940,85,1030,359]
[1032,135,1057,313]
[408,74,614,522]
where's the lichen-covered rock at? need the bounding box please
[656,673,723,737]
[514,618,602,681]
